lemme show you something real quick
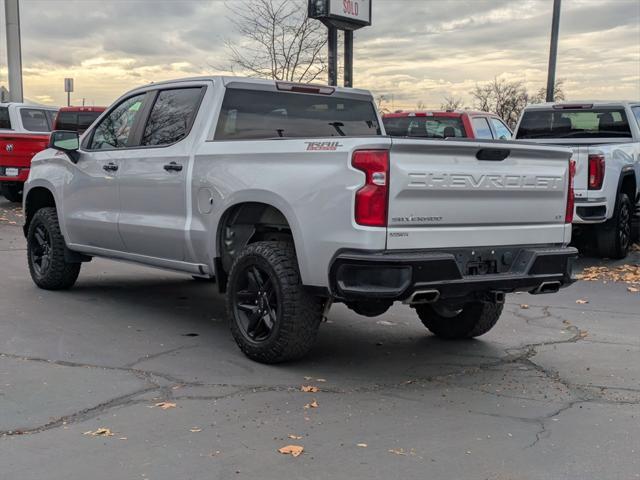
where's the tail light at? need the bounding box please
[352,150,389,227]
[565,159,576,224]
[588,154,605,190]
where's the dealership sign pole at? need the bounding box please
[4,0,24,102]
[308,0,372,87]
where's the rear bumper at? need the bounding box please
[330,245,578,302]
[0,167,30,183]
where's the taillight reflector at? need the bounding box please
[352,150,389,227]
[566,159,576,224]
[588,154,605,190]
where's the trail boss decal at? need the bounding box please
[305,141,343,151]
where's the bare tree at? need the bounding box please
[471,78,530,128]
[375,94,391,115]
[530,80,566,104]
[440,96,465,111]
[415,100,426,110]
[225,0,327,83]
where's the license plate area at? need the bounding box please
[4,167,19,177]
[465,258,498,276]
[454,247,526,276]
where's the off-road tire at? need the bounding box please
[596,192,632,259]
[27,207,81,290]
[226,241,323,363]
[1,183,22,203]
[415,301,503,339]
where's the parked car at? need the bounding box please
[0,103,59,202]
[383,110,512,140]
[53,106,106,134]
[514,101,640,259]
[23,77,576,363]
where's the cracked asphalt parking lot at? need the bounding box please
[0,197,638,480]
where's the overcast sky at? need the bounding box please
[0,0,638,108]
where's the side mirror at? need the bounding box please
[49,130,80,163]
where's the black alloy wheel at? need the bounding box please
[31,223,53,277]
[617,199,631,254]
[232,265,279,343]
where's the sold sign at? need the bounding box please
[329,0,371,25]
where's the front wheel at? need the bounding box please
[27,207,81,290]
[596,192,632,259]
[226,241,323,363]
[415,301,503,339]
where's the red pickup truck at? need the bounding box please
[382,110,513,140]
[0,103,59,202]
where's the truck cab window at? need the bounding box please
[90,94,146,150]
[142,87,203,146]
[472,117,493,139]
[20,109,52,132]
[0,107,11,129]
[215,88,380,140]
[490,118,512,139]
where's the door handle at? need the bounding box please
[103,162,118,172]
[164,162,183,172]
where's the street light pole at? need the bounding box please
[546,0,562,102]
[4,0,24,103]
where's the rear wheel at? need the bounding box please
[1,183,22,203]
[226,241,323,363]
[27,207,81,290]
[596,192,632,259]
[415,301,503,339]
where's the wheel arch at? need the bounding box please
[214,199,306,292]
[23,185,58,238]
[618,170,637,205]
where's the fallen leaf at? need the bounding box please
[190,427,202,433]
[301,385,319,393]
[155,402,176,410]
[576,299,589,304]
[388,448,407,456]
[83,427,114,437]
[520,304,529,309]
[628,286,639,293]
[288,434,303,440]
[357,443,368,448]
[119,437,128,440]
[316,378,327,383]
[278,445,304,457]
[304,400,319,409]
[579,330,589,338]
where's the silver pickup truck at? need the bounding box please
[23,77,577,363]
[515,101,640,259]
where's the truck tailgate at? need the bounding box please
[0,133,50,171]
[387,139,572,249]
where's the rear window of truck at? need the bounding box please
[0,107,11,129]
[56,111,102,132]
[383,116,466,138]
[20,108,54,132]
[214,88,380,140]
[516,108,632,139]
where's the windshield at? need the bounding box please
[516,108,632,139]
[215,88,380,140]
[383,116,466,138]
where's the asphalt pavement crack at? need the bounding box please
[0,386,159,437]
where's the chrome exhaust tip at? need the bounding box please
[404,289,440,305]
[531,281,561,295]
